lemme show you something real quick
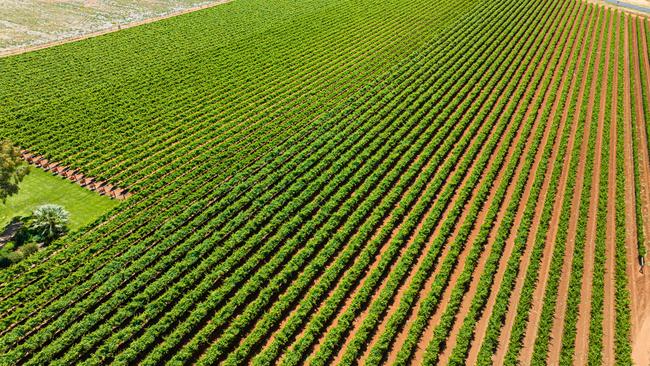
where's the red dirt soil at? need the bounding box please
[602,11,618,365]
[490,8,599,366]
[376,14,570,361]
[437,6,585,364]
[409,19,572,361]
[629,16,650,366]
[466,6,593,365]
[572,11,609,365]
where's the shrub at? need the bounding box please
[19,243,39,257]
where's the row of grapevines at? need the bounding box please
[444,2,587,363]
[0,0,486,364]
[420,0,578,362]
[556,7,600,363]
[586,9,612,365]
[614,13,632,364]
[148,0,536,364]
[502,6,603,364]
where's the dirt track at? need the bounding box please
[586,0,650,16]
[629,15,650,366]
[603,12,618,364]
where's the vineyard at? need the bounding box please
[0,0,649,364]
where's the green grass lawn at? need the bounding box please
[1,168,119,231]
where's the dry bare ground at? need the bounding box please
[0,0,231,56]
[629,15,650,366]
[603,12,618,364]
[586,0,650,16]
[466,5,593,365]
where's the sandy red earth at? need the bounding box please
[297,6,650,366]
[468,7,594,366]
[277,3,650,365]
[629,15,650,366]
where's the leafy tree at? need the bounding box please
[0,140,30,203]
[30,204,70,243]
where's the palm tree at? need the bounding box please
[30,204,69,243]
